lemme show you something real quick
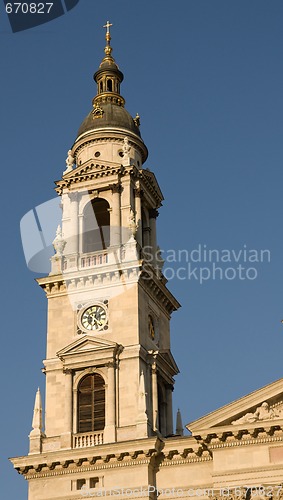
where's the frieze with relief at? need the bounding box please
[232,401,283,425]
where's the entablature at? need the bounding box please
[140,263,181,316]
[55,160,163,209]
[10,437,164,478]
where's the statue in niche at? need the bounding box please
[122,136,131,166]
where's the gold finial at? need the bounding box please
[103,20,113,56]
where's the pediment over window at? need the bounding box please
[158,350,180,377]
[57,336,122,370]
[187,377,283,436]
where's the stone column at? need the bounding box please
[151,362,158,433]
[135,188,142,247]
[78,213,84,254]
[68,192,79,255]
[149,209,158,265]
[166,386,173,436]
[110,184,121,247]
[61,369,73,449]
[104,362,116,443]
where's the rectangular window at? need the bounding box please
[90,477,99,488]
[77,479,86,490]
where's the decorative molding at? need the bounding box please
[194,426,283,450]
[14,448,159,479]
[73,135,147,164]
[232,401,283,425]
[92,104,104,119]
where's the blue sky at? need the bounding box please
[1,1,283,497]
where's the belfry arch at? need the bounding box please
[83,198,110,253]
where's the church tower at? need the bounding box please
[11,23,180,499]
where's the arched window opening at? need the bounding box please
[83,199,110,253]
[107,79,113,91]
[99,81,103,92]
[78,374,105,433]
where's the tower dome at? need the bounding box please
[73,21,148,166]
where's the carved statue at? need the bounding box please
[121,136,131,166]
[134,113,140,128]
[123,136,131,155]
[232,401,282,425]
[128,209,137,237]
[63,149,74,175]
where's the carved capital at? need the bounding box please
[63,368,72,375]
[106,361,116,369]
[134,187,143,197]
[149,208,159,219]
[68,191,79,202]
[110,183,121,194]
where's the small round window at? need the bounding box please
[94,151,101,158]
[118,151,124,158]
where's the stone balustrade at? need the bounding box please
[73,432,104,448]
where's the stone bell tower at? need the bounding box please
[10,22,180,499]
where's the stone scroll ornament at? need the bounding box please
[232,401,283,425]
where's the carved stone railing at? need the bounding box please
[73,432,104,448]
[62,251,108,272]
[80,252,108,269]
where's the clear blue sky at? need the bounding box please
[1,1,283,497]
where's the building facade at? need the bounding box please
[11,24,283,500]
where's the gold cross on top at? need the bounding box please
[103,21,113,34]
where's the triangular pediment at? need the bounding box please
[55,160,125,193]
[158,350,179,375]
[141,169,164,202]
[57,335,119,360]
[63,160,123,179]
[187,377,283,434]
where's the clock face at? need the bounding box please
[80,304,107,332]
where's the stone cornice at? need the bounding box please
[36,261,179,317]
[139,170,163,206]
[194,424,283,450]
[36,262,142,297]
[55,160,163,208]
[72,131,148,163]
[55,160,126,194]
[10,437,164,478]
[140,263,181,316]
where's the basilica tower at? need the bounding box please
[11,24,180,499]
